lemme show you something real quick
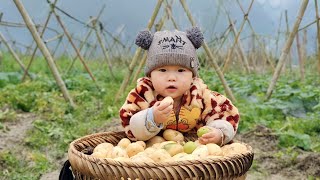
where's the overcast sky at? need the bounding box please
[0,0,317,55]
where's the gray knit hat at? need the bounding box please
[135,27,204,77]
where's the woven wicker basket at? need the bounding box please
[68,131,254,180]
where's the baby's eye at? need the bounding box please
[178,69,186,72]
[159,69,166,72]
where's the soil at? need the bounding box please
[1,113,319,180]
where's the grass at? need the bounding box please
[0,53,319,179]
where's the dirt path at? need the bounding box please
[0,113,36,151]
[2,115,319,179]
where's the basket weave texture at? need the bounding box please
[68,131,254,180]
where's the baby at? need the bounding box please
[119,27,239,146]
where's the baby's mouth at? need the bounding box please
[166,85,177,90]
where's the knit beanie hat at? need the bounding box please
[135,27,204,77]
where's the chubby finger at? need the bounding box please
[157,102,172,111]
[162,104,173,114]
[153,101,161,107]
[201,132,215,138]
[199,136,217,144]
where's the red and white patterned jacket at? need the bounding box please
[119,77,240,143]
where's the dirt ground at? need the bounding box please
[1,113,319,180]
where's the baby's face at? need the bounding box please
[150,65,193,101]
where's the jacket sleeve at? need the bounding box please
[128,108,162,141]
[201,89,240,144]
[119,78,156,141]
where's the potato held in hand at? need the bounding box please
[197,126,212,137]
[160,96,174,106]
[163,129,184,142]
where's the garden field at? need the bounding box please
[0,54,319,179]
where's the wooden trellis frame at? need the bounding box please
[21,0,59,82]
[265,0,309,100]
[315,0,320,74]
[0,32,32,79]
[13,0,75,108]
[115,0,164,101]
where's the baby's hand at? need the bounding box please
[198,127,224,145]
[153,97,173,125]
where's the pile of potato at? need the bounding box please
[91,129,249,163]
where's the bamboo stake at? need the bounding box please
[21,0,59,82]
[51,8,100,90]
[302,29,307,78]
[284,10,293,72]
[13,0,75,108]
[92,19,115,79]
[0,32,32,78]
[132,52,148,83]
[44,33,63,43]
[66,5,105,73]
[221,0,254,74]
[51,35,63,57]
[249,32,257,72]
[266,0,309,100]
[108,25,126,57]
[224,13,250,73]
[210,0,222,37]
[179,0,236,102]
[0,51,2,70]
[213,27,232,68]
[315,0,320,74]
[86,42,98,60]
[275,12,283,59]
[115,0,164,102]
[66,28,93,73]
[296,31,305,81]
[235,1,275,72]
[165,0,179,29]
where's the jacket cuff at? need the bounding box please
[129,108,162,141]
[206,119,235,145]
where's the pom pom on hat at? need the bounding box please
[135,30,153,50]
[186,26,204,49]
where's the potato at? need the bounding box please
[162,143,184,156]
[192,145,209,159]
[163,129,184,142]
[130,153,154,163]
[143,147,157,157]
[126,142,144,157]
[149,149,171,162]
[117,138,131,149]
[93,142,114,153]
[221,143,249,156]
[136,141,146,149]
[206,143,223,156]
[160,96,174,106]
[173,153,195,161]
[159,141,177,148]
[91,151,107,158]
[110,146,129,158]
[146,136,166,147]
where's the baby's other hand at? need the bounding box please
[153,100,173,125]
[198,127,223,145]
